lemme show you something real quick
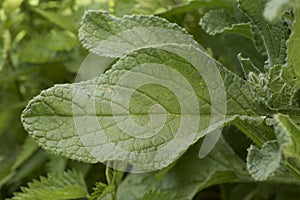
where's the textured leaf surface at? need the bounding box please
[269,65,295,109]
[11,170,88,200]
[247,141,282,181]
[238,0,289,66]
[79,10,201,57]
[247,114,300,181]
[89,182,111,200]
[22,11,269,172]
[200,9,252,39]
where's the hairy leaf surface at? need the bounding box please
[22,12,270,171]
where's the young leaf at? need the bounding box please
[268,65,295,109]
[238,54,260,78]
[89,164,123,200]
[247,141,282,181]
[11,170,88,200]
[238,0,289,66]
[159,0,234,17]
[247,114,300,181]
[89,182,111,200]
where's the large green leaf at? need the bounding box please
[22,11,270,172]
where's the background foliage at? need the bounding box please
[1,0,300,199]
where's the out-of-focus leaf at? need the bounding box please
[263,0,294,22]
[2,0,23,15]
[283,8,300,89]
[200,9,252,39]
[12,137,39,170]
[33,8,77,32]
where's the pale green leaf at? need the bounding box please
[247,141,282,181]
[263,0,293,22]
[200,9,252,39]
[246,114,300,181]
[11,170,88,200]
[22,11,270,172]
[79,10,201,58]
[21,46,270,172]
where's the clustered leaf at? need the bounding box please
[13,0,300,199]
[22,10,271,172]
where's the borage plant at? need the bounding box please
[16,0,300,199]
